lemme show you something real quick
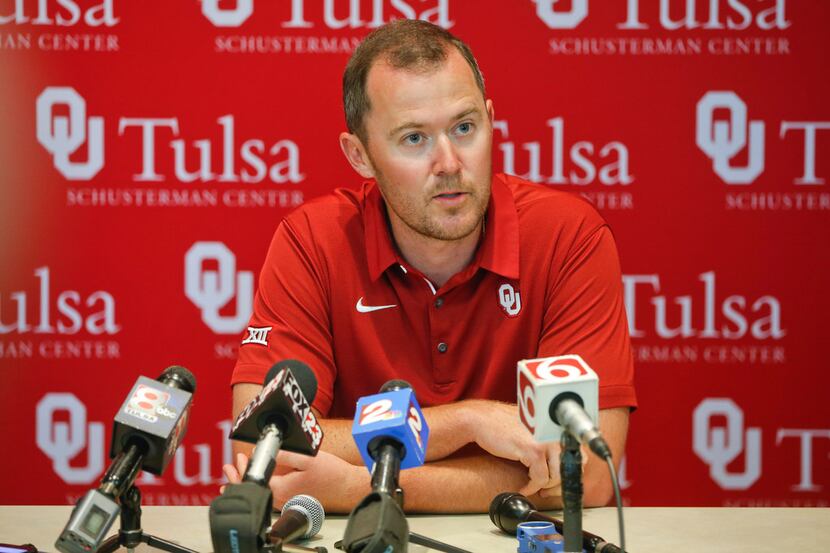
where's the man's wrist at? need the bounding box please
[346,462,371,502]
[456,399,484,445]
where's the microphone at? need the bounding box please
[489,493,624,553]
[210,360,324,553]
[268,494,325,548]
[55,366,196,553]
[352,380,429,493]
[517,354,611,459]
[234,360,323,485]
[341,380,429,553]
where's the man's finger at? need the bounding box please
[544,445,561,488]
[519,447,549,492]
[235,452,249,476]
[222,463,241,484]
[519,480,543,497]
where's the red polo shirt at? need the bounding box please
[232,174,637,418]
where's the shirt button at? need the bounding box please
[434,297,444,308]
[437,342,448,353]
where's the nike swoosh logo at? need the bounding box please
[356,297,397,313]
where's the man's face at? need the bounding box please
[360,49,494,242]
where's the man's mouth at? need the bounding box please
[433,191,466,200]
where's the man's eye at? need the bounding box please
[456,122,473,135]
[404,133,423,145]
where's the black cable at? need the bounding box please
[605,456,626,553]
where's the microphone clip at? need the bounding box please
[209,482,274,553]
[341,492,408,553]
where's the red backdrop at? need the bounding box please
[1,0,828,507]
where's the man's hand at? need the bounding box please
[222,450,369,513]
[458,400,563,497]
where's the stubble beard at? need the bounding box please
[376,170,491,242]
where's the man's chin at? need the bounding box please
[425,216,482,242]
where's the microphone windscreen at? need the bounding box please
[266,360,318,403]
[282,494,325,538]
[158,365,196,393]
[380,379,411,393]
[489,492,534,534]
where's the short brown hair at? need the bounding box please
[343,19,486,144]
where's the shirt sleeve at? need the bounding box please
[539,224,637,410]
[231,215,337,416]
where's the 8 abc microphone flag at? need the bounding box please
[55,366,196,553]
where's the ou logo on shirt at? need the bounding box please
[499,283,522,317]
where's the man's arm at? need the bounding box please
[232,384,555,494]
[230,383,628,510]
[403,406,628,511]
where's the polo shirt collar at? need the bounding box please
[363,175,520,282]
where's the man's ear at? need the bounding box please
[486,99,495,124]
[339,132,375,179]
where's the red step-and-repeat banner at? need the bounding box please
[1,0,828,507]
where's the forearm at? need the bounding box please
[317,400,484,465]
[270,450,533,515]
[320,448,559,514]
[400,447,561,513]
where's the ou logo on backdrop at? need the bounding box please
[693,398,762,490]
[185,242,253,334]
[201,0,253,27]
[36,393,105,484]
[534,0,588,29]
[696,91,765,184]
[36,87,105,180]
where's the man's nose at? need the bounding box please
[432,134,462,176]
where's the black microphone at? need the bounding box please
[55,366,197,553]
[268,494,325,548]
[237,360,322,485]
[489,493,624,553]
[210,360,324,553]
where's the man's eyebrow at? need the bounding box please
[452,107,481,122]
[387,107,483,139]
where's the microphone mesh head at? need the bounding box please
[380,379,411,393]
[283,494,325,538]
[159,365,196,393]
[266,360,318,403]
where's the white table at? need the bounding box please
[0,506,827,552]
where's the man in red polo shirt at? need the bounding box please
[225,20,636,513]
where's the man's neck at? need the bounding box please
[390,219,483,289]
